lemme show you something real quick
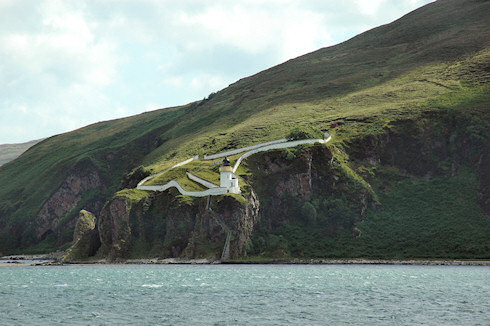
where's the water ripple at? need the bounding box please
[0,265,488,325]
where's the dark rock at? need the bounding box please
[63,210,100,261]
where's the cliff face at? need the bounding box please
[59,108,488,261]
[208,190,260,258]
[34,159,105,243]
[244,144,372,258]
[347,112,488,215]
[242,111,488,259]
[84,142,369,261]
[97,197,133,259]
[63,210,100,261]
[93,188,260,261]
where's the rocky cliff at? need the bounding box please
[89,187,260,261]
[63,210,100,261]
[64,142,369,261]
[1,0,487,258]
[61,108,488,261]
[35,159,104,244]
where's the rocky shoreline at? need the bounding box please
[1,254,489,266]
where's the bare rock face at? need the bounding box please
[91,144,369,261]
[35,160,102,241]
[63,210,100,261]
[248,144,339,220]
[95,187,262,261]
[255,149,316,201]
[212,189,261,259]
[97,197,132,259]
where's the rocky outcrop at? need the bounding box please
[250,148,316,201]
[97,197,132,259]
[91,143,372,261]
[35,159,103,241]
[346,113,489,215]
[95,188,261,261]
[211,189,260,258]
[249,144,367,219]
[63,210,100,261]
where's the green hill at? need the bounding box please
[0,139,44,167]
[0,0,488,259]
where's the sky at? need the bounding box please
[0,0,434,144]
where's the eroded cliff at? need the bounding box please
[63,109,488,261]
[91,187,260,261]
[35,159,104,243]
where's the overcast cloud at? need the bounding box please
[0,0,434,144]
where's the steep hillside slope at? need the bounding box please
[0,139,44,167]
[0,0,488,258]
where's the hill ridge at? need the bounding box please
[0,0,488,257]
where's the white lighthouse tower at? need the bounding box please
[219,157,240,193]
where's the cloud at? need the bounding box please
[190,74,229,93]
[162,2,332,63]
[0,0,435,144]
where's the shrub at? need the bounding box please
[281,149,296,160]
[123,166,151,188]
[301,202,318,225]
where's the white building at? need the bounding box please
[219,157,240,194]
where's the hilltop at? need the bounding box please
[0,0,488,260]
[0,139,44,167]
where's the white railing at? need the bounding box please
[203,139,288,160]
[138,181,230,197]
[232,136,331,173]
[137,155,199,187]
[137,133,331,197]
[186,172,218,189]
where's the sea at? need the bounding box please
[0,264,488,325]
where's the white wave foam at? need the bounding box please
[142,284,163,288]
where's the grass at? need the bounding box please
[0,106,184,225]
[139,49,489,196]
[248,166,488,260]
[144,48,489,175]
[355,168,489,259]
[116,189,151,202]
[0,0,488,254]
[143,153,250,194]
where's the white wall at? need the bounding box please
[137,134,331,197]
[203,139,288,160]
[138,181,230,197]
[187,172,218,189]
[232,136,331,173]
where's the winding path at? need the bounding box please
[136,134,332,261]
[137,133,331,197]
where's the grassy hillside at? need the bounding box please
[141,0,489,170]
[0,139,44,167]
[0,107,186,250]
[0,0,488,255]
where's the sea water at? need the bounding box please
[0,264,488,325]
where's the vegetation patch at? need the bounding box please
[0,1,488,256]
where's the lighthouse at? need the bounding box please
[219,157,240,193]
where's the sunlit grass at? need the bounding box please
[145,51,488,175]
